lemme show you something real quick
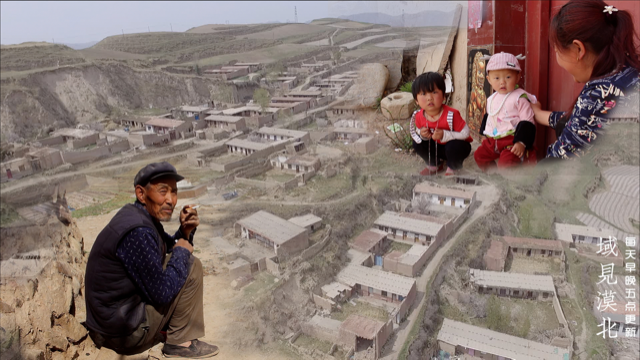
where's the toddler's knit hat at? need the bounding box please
[485,52,524,72]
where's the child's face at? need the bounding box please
[486,69,521,95]
[415,87,445,114]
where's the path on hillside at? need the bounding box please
[379,180,500,360]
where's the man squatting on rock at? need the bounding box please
[84,162,219,358]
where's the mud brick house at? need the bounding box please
[503,236,565,261]
[287,214,322,233]
[554,223,612,246]
[383,244,429,277]
[412,182,476,209]
[484,238,508,272]
[234,62,262,72]
[173,105,211,121]
[373,211,445,247]
[267,101,306,116]
[437,318,570,360]
[235,210,309,257]
[203,67,248,80]
[25,148,64,171]
[271,154,320,173]
[286,90,323,99]
[51,128,100,149]
[352,136,378,154]
[337,315,393,360]
[469,269,556,301]
[204,114,247,132]
[225,138,272,156]
[349,229,390,258]
[332,127,370,141]
[144,118,192,139]
[336,265,416,323]
[271,96,316,109]
[257,127,310,144]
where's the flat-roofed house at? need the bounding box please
[235,210,309,257]
[145,118,191,139]
[268,101,306,115]
[469,269,557,301]
[554,223,612,245]
[484,238,508,272]
[413,182,476,209]
[203,67,248,80]
[437,318,570,360]
[225,138,272,156]
[350,229,389,256]
[383,245,429,277]
[271,154,320,173]
[173,105,211,121]
[374,211,445,247]
[337,265,416,323]
[288,214,323,233]
[333,127,370,141]
[286,90,323,99]
[337,315,393,360]
[222,106,278,127]
[352,136,378,154]
[593,275,639,338]
[51,128,100,149]
[503,236,565,261]
[204,115,247,131]
[234,62,262,72]
[257,127,310,144]
[271,96,316,109]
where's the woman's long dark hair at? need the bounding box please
[549,0,640,132]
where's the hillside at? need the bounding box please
[339,10,457,28]
[0,63,226,141]
[0,43,86,72]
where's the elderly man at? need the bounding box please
[85,162,218,358]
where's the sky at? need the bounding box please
[0,1,465,45]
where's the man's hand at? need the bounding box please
[419,127,431,140]
[432,129,444,141]
[175,238,193,253]
[179,204,199,239]
[511,142,526,158]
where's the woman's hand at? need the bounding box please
[531,102,552,126]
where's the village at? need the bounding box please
[1,3,639,360]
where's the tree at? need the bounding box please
[210,83,235,107]
[486,295,510,333]
[253,88,271,114]
[194,63,201,76]
[266,61,286,81]
[333,50,341,65]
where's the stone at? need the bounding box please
[54,313,87,344]
[343,63,389,108]
[379,50,403,92]
[380,92,417,120]
[416,4,462,76]
[48,330,69,352]
[22,349,45,360]
[0,300,14,313]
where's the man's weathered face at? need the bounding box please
[136,177,178,222]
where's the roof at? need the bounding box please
[258,127,308,138]
[204,115,245,123]
[26,147,61,157]
[485,239,508,261]
[554,223,612,243]
[288,214,322,228]
[437,318,569,360]
[350,229,387,253]
[340,315,386,340]
[308,315,342,333]
[286,91,322,97]
[235,210,307,245]
[225,138,272,151]
[469,269,556,293]
[271,96,312,103]
[228,258,249,270]
[321,282,351,299]
[179,105,210,112]
[145,118,185,128]
[413,182,476,200]
[234,62,261,66]
[337,265,415,296]
[399,245,429,265]
[374,211,443,236]
[268,102,300,109]
[399,212,451,225]
[502,236,564,252]
[283,155,320,167]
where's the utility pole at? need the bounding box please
[170,23,173,32]
[122,29,124,38]
[295,6,298,23]
[148,26,150,32]
[52,38,54,44]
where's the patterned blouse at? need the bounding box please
[547,65,639,158]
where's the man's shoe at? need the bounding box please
[162,340,219,358]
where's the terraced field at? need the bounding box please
[588,165,639,234]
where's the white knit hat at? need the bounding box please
[485,52,524,72]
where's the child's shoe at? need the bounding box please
[420,163,444,176]
[444,167,457,176]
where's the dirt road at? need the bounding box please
[379,180,499,360]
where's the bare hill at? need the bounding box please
[92,32,236,54]
[0,63,227,141]
[0,43,86,72]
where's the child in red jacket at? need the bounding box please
[410,72,473,176]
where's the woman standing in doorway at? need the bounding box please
[532,0,639,159]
